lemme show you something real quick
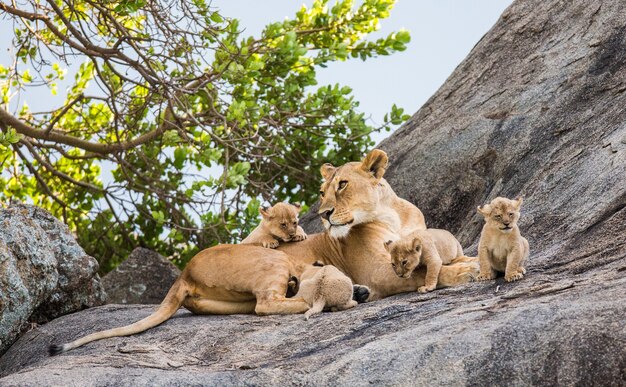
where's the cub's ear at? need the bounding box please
[292,202,302,212]
[383,240,393,252]
[320,163,336,181]
[477,204,492,217]
[513,196,523,210]
[361,149,388,179]
[411,237,422,252]
[259,206,272,219]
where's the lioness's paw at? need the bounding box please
[504,272,524,282]
[476,272,496,281]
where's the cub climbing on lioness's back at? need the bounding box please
[384,228,464,293]
[241,202,307,248]
[476,196,529,282]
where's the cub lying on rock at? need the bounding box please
[476,197,529,282]
[296,263,359,320]
[384,229,464,293]
[242,202,307,248]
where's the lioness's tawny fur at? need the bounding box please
[241,202,307,248]
[296,263,359,320]
[476,197,529,282]
[384,228,464,293]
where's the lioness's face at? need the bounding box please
[260,202,301,242]
[317,150,389,238]
[478,197,523,234]
[385,238,422,278]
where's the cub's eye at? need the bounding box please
[391,263,396,268]
[401,260,408,266]
[415,246,421,251]
[280,223,286,229]
[292,221,297,226]
[495,214,502,220]
[338,180,348,190]
[508,212,514,216]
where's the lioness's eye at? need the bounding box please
[401,260,408,266]
[319,190,325,197]
[338,180,348,190]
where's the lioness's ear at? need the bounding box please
[320,163,336,181]
[361,149,388,179]
[383,240,393,252]
[477,204,492,217]
[259,206,272,219]
[513,197,523,210]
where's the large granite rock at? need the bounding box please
[102,248,181,304]
[0,204,106,355]
[1,0,625,385]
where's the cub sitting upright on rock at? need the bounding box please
[241,202,307,248]
[384,229,464,293]
[296,263,359,320]
[476,197,529,282]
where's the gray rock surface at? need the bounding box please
[0,204,106,355]
[1,0,626,385]
[102,248,181,304]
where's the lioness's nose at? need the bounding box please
[320,208,335,221]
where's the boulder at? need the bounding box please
[0,204,106,355]
[102,247,181,304]
[1,0,625,385]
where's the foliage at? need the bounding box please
[0,0,410,272]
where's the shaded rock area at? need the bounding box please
[0,204,106,356]
[1,0,626,385]
[102,248,181,304]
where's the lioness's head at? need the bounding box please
[384,237,422,278]
[260,202,302,242]
[318,149,388,238]
[477,197,523,233]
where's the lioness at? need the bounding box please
[241,202,307,248]
[476,197,529,282]
[384,228,464,293]
[49,149,478,355]
[296,263,358,320]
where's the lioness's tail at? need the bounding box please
[304,297,325,320]
[49,279,188,356]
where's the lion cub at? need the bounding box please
[296,263,358,320]
[242,202,307,248]
[384,229,464,293]
[476,197,529,282]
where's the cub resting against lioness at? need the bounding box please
[476,197,529,282]
[385,228,464,293]
[296,262,359,320]
[241,202,307,248]
[49,149,479,355]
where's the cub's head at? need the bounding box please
[384,237,423,278]
[260,202,302,242]
[477,196,523,233]
[317,149,389,238]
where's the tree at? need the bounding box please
[0,0,410,272]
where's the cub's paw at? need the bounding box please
[352,285,370,303]
[261,239,280,249]
[417,286,433,294]
[504,272,524,282]
[476,272,496,281]
[292,233,307,242]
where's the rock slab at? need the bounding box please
[0,204,106,355]
[102,247,181,304]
